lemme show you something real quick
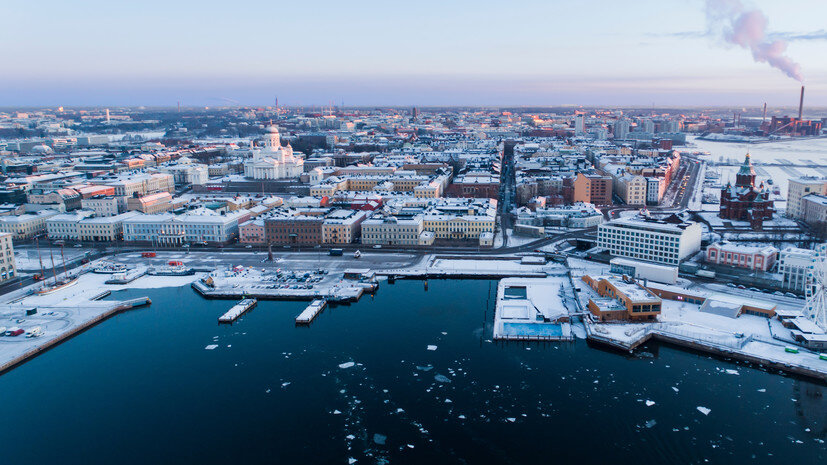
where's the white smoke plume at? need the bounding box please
[705,0,803,82]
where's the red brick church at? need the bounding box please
[719,153,773,229]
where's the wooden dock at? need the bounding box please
[218,299,257,324]
[296,299,327,325]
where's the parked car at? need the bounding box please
[785,292,798,298]
[726,283,737,288]
[737,285,746,289]
[772,291,785,296]
[749,287,761,292]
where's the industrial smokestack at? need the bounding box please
[798,86,804,120]
[762,102,767,123]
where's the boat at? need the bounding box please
[93,262,129,274]
[147,264,193,276]
[37,276,79,295]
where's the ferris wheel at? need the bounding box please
[804,253,827,331]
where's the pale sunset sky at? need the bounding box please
[1,0,825,107]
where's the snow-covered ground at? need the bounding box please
[14,248,92,271]
[197,267,371,301]
[384,256,567,278]
[569,256,826,377]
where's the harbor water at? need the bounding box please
[0,279,824,464]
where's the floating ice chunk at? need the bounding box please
[333,410,342,415]
[373,434,387,445]
[672,387,679,393]
[416,365,433,372]
[407,444,415,449]
[281,382,291,388]
[697,406,711,416]
[427,345,438,351]
[506,417,516,423]
[227,344,232,348]
[339,362,356,369]
[348,458,357,464]
[645,419,657,429]
[445,399,452,403]
[434,374,451,383]
[458,414,466,419]
[265,389,271,393]
[645,400,656,407]
[725,369,739,375]
[396,408,404,413]
[757,388,766,393]
[204,344,218,350]
[346,434,355,440]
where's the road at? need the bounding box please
[605,155,703,220]
[498,141,518,248]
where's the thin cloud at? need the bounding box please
[770,30,827,41]
[651,29,827,41]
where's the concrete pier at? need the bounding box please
[218,299,257,324]
[295,299,327,325]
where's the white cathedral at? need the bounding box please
[243,126,304,180]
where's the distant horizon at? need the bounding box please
[3,102,826,114]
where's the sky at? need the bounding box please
[1,0,826,107]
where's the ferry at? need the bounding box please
[148,261,193,276]
[93,262,128,274]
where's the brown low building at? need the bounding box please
[582,275,662,321]
[264,216,323,245]
[446,174,500,199]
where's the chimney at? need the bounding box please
[798,86,804,120]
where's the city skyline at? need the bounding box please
[1,0,826,106]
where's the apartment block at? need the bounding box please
[786,177,827,219]
[597,216,702,265]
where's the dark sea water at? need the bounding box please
[0,279,824,464]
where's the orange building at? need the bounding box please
[573,172,613,206]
